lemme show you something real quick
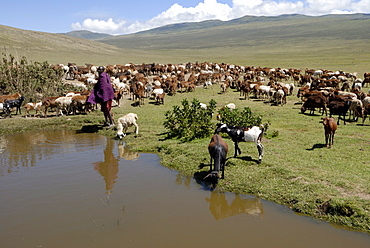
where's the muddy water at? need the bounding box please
[0,131,369,248]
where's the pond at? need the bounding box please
[0,130,369,248]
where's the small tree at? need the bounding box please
[164,98,216,141]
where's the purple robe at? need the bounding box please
[87,72,115,104]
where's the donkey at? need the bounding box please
[215,123,264,163]
[205,134,228,181]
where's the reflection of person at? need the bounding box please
[87,66,115,128]
[93,138,119,195]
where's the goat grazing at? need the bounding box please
[204,134,228,182]
[321,117,337,148]
[215,122,265,163]
[116,113,139,139]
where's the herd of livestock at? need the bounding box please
[1,61,370,126]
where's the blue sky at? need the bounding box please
[1,0,369,35]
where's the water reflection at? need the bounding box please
[0,130,104,176]
[92,138,120,195]
[117,140,140,160]
[92,139,141,194]
[206,190,264,220]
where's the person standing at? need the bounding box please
[87,66,116,128]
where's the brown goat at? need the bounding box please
[206,134,228,181]
[155,92,165,105]
[321,117,337,148]
[0,92,22,103]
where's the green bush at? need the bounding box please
[163,98,216,141]
[0,53,77,102]
[217,106,262,127]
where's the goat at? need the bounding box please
[41,96,60,117]
[134,87,145,106]
[321,117,337,148]
[55,96,73,116]
[301,95,327,115]
[4,96,25,116]
[71,95,90,115]
[327,100,351,125]
[204,134,228,182]
[23,102,42,118]
[215,122,264,163]
[0,92,22,103]
[155,92,165,105]
[348,99,364,121]
[0,102,11,117]
[116,113,139,139]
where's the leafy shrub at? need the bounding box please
[0,53,77,102]
[217,106,262,127]
[163,98,216,141]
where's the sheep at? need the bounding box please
[23,102,42,118]
[4,96,25,116]
[116,113,139,139]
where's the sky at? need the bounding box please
[1,0,369,35]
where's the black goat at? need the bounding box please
[5,96,25,116]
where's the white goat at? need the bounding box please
[55,96,73,116]
[23,102,42,118]
[116,113,139,139]
[348,99,364,121]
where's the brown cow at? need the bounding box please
[321,117,337,148]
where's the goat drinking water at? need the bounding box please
[205,134,228,181]
[215,123,264,163]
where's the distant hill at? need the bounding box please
[0,24,125,65]
[96,13,370,50]
[61,30,112,40]
[1,14,369,70]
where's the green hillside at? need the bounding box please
[60,30,112,40]
[0,25,126,65]
[1,14,369,73]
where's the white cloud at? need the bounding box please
[71,0,370,35]
[71,18,127,35]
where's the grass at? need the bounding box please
[1,82,369,233]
